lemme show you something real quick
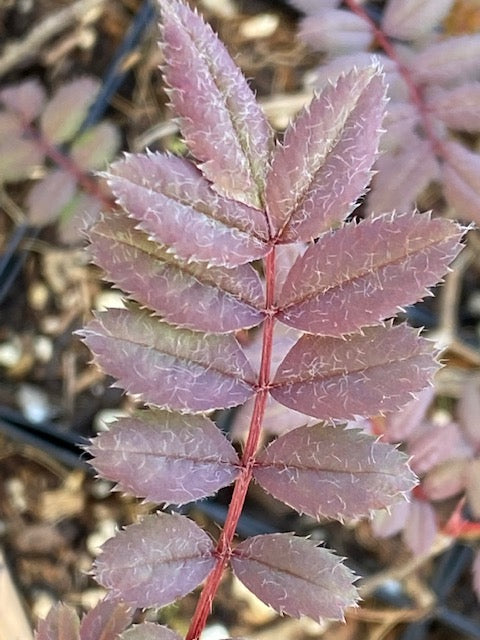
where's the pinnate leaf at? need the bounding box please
[277,211,462,336]
[88,212,264,333]
[120,623,182,640]
[40,77,100,144]
[231,533,357,621]
[266,67,386,242]
[79,306,255,412]
[79,598,132,640]
[35,603,80,640]
[381,0,454,40]
[254,424,417,520]
[88,409,240,504]
[271,323,438,420]
[159,0,272,208]
[106,152,269,267]
[94,513,215,607]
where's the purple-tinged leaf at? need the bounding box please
[88,212,264,333]
[371,499,410,539]
[427,84,480,133]
[368,139,440,213]
[0,115,44,183]
[120,624,182,640]
[473,551,480,602]
[443,141,480,224]
[403,499,437,555]
[380,103,420,152]
[94,513,215,608]
[408,421,472,475]
[271,324,438,421]
[35,603,80,640]
[27,170,77,226]
[79,306,255,412]
[254,425,417,520]
[79,598,132,640]
[88,409,240,504]
[381,0,454,40]
[58,191,103,245]
[458,377,480,449]
[40,77,100,144]
[159,0,272,209]
[423,460,466,501]
[277,211,462,336]
[106,152,269,267]
[412,35,480,85]
[466,460,480,518]
[71,122,120,171]
[384,387,434,443]
[231,533,358,622]
[299,10,372,54]
[0,79,46,122]
[266,67,386,243]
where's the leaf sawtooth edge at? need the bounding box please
[231,533,358,622]
[253,424,418,521]
[87,409,241,505]
[77,306,256,413]
[87,211,265,334]
[276,211,464,336]
[93,512,215,608]
[270,323,440,421]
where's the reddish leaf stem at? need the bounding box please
[343,0,445,158]
[186,247,276,640]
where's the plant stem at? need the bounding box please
[185,247,276,640]
[343,0,444,157]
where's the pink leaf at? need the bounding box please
[384,387,435,442]
[254,424,417,520]
[371,499,410,538]
[231,533,358,622]
[79,306,255,412]
[70,122,120,171]
[120,624,182,640]
[458,377,480,449]
[88,212,265,333]
[106,152,269,267]
[27,170,77,226]
[0,114,44,183]
[35,603,80,640]
[408,421,472,475]
[443,140,480,224]
[40,77,100,144]
[271,323,438,421]
[88,409,240,504]
[368,139,440,213]
[266,67,386,242]
[427,83,480,132]
[0,79,46,122]
[423,460,466,501]
[277,211,462,336]
[299,10,372,54]
[159,0,272,208]
[94,513,215,608]
[412,35,480,85]
[58,191,103,245]
[79,598,132,640]
[382,0,454,40]
[403,499,437,555]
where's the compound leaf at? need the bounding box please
[271,323,438,420]
[277,211,463,336]
[266,67,386,242]
[88,212,265,333]
[159,0,272,209]
[231,533,358,622]
[79,598,132,640]
[120,624,182,640]
[94,513,215,608]
[106,152,269,267]
[254,424,417,520]
[79,306,255,412]
[88,409,240,504]
[35,603,80,640]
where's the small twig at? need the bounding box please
[0,0,107,77]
